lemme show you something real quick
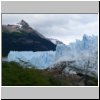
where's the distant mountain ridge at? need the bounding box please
[2,20,56,56]
[48,38,64,45]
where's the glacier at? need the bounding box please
[7,34,98,76]
[8,51,55,68]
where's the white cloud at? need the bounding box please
[2,14,98,44]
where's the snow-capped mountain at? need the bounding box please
[7,35,98,77]
[2,20,56,56]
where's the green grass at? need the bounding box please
[2,61,70,86]
[2,62,50,86]
[86,76,98,86]
[2,61,98,86]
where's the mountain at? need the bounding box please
[7,35,98,77]
[48,38,64,45]
[2,20,56,56]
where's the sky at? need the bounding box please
[2,14,98,44]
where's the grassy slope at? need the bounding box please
[2,61,70,86]
[2,61,98,86]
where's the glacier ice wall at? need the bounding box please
[7,35,98,76]
[55,35,98,76]
[8,51,55,68]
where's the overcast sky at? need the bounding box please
[2,14,98,44]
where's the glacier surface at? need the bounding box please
[8,51,55,68]
[7,35,98,76]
